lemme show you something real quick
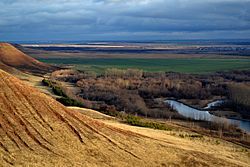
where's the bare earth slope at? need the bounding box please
[0,70,249,167]
[0,43,55,74]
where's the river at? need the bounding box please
[165,100,250,133]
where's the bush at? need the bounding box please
[42,79,67,97]
[42,79,52,87]
[125,115,171,130]
[43,79,84,107]
[52,86,67,97]
[125,115,141,125]
[178,134,203,139]
[99,105,120,117]
[57,97,84,107]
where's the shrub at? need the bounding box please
[52,86,67,97]
[99,105,120,117]
[42,79,52,87]
[57,97,84,107]
[179,134,203,139]
[125,115,141,125]
[42,79,84,107]
[124,115,171,130]
[42,79,67,97]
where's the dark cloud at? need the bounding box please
[0,0,250,41]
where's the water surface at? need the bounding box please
[165,100,250,133]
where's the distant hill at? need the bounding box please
[0,43,56,74]
[0,69,249,166]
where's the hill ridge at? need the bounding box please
[0,43,55,74]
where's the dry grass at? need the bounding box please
[0,70,249,167]
[68,107,115,120]
[71,107,250,167]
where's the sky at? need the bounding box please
[1,0,250,41]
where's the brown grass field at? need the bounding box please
[0,70,250,167]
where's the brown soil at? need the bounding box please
[0,43,56,74]
[0,70,249,167]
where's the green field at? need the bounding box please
[38,58,250,74]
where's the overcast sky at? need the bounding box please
[1,0,250,41]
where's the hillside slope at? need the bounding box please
[0,70,249,167]
[0,43,55,74]
[0,62,19,74]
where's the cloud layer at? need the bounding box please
[1,0,250,41]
